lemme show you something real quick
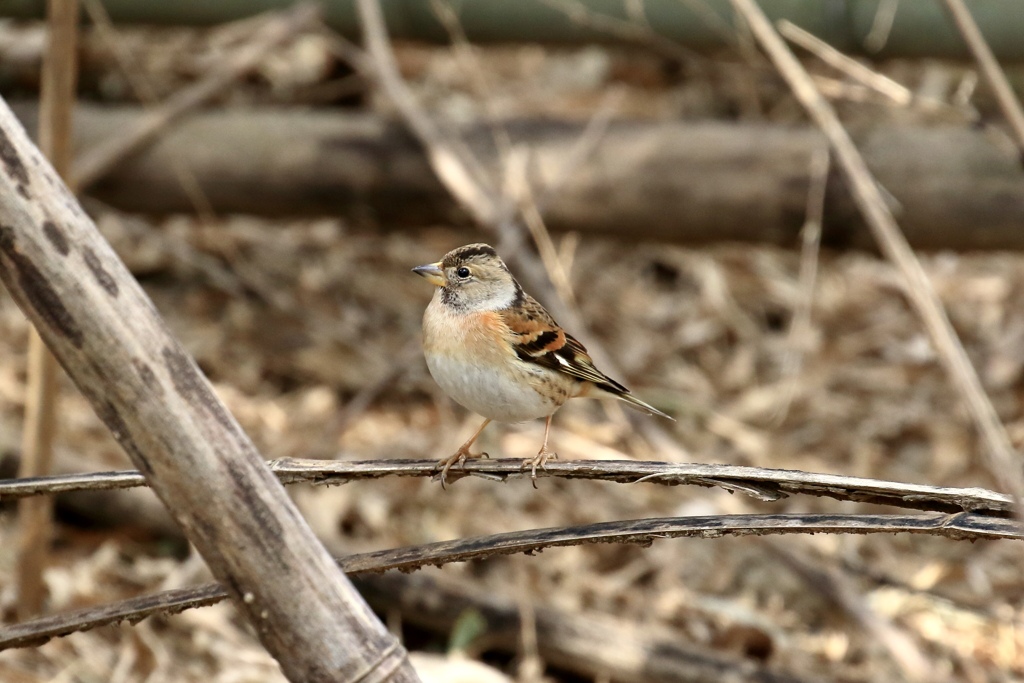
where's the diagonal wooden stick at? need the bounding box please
[729,0,1024,510]
[0,94,418,681]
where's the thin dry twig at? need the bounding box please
[729,0,1024,510]
[429,0,514,173]
[1,511,1018,650]
[537,0,699,64]
[79,0,215,220]
[355,0,503,227]
[506,149,580,311]
[2,459,1013,516]
[773,145,828,424]
[16,0,79,621]
[941,0,1024,159]
[777,20,912,106]
[862,0,900,54]
[71,1,322,190]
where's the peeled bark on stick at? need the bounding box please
[16,104,1023,251]
[0,95,418,682]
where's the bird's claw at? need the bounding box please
[436,449,488,488]
[525,448,557,488]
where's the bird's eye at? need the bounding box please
[456,266,471,278]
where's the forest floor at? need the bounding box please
[1,14,1023,683]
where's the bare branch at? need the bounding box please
[942,0,1024,158]
[2,458,1012,516]
[355,0,502,227]
[729,0,1024,510]
[1,511,1018,650]
[777,20,912,106]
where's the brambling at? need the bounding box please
[413,243,672,484]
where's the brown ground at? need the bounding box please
[1,16,1023,683]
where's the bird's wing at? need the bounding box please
[504,295,628,394]
[503,295,673,420]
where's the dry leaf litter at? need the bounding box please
[0,18,1022,683]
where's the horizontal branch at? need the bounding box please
[1,511,1019,650]
[1,458,1012,516]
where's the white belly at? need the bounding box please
[425,352,558,423]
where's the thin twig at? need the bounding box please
[1,511,1019,650]
[429,0,514,175]
[729,0,1024,510]
[71,1,322,190]
[506,149,580,311]
[535,86,625,213]
[780,19,971,119]
[2,458,1013,516]
[355,0,502,227]
[16,0,78,621]
[773,146,828,424]
[80,0,215,220]
[941,0,1024,159]
[777,20,912,106]
[537,0,699,64]
[862,0,900,54]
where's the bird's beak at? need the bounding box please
[412,262,445,287]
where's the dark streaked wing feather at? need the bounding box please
[508,295,626,395]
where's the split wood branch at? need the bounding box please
[1,459,1013,517]
[0,95,417,680]
[729,0,1024,510]
[16,0,79,621]
[1,510,1018,650]
[941,0,1024,158]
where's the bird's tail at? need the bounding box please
[616,391,674,420]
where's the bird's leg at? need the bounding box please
[437,418,491,486]
[526,415,557,485]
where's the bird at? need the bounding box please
[413,243,672,485]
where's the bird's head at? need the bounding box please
[413,243,523,312]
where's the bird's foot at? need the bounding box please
[436,447,489,488]
[525,448,557,487]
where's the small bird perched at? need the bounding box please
[413,243,672,484]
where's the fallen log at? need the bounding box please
[354,571,828,683]
[15,104,1024,250]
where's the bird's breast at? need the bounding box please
[422,299,568,422]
